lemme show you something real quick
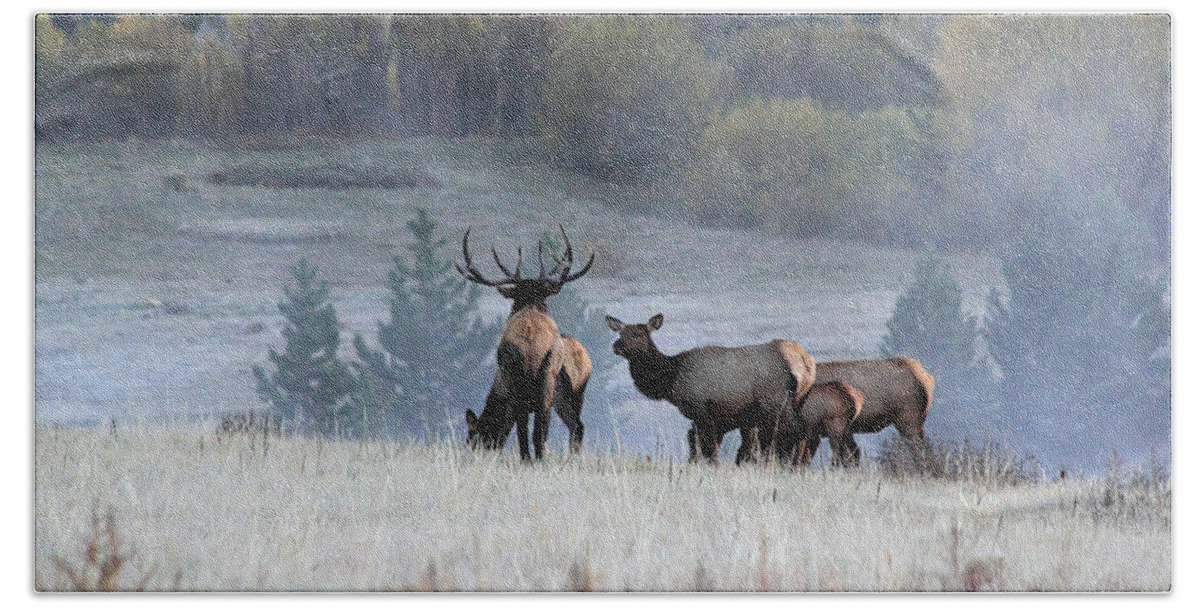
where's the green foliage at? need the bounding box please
[253,258,357,434]
[880,251,995,437]
[352,208,503,439]
[682,98,943,244]
[538,16,716,186]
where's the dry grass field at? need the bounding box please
[33,426,1170,592]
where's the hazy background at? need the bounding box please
[33,14,1170,472]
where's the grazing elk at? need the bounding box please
[605,313,816,465]
[458,226,594,460]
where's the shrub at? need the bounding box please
[680,98,939,243]
[538,15,715,187]
[47,503,162,592]
[1085,450,1171,527]
[876,435,1040,486]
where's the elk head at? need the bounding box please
[605,313,664,360]
[455,225,595,315]
[464,408,507,450]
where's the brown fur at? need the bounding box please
[720,358,933,466]
[812,358,934,462]
[793,382,864,467]
[608,314,816,465]
[554,335,592,452]
[501,308,563,379]
[459,226,595,460]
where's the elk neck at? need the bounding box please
[625,340,678,401]
[509,299,548,317]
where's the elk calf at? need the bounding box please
[794,381,864,467]
[695,358,932,467]
[606,313,815,465]
[459,226,594,460]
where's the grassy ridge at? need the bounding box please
[34,427,1170,592]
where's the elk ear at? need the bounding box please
[465,409,479,431]
[604,315,625,332]
[648,313,664,331]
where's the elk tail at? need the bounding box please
[906,359,936,419]
[776,340,817,408]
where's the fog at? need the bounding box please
[34,14,1170,472]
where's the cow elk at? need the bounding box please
[812,358,935,464]
[690,358,933,468]
[459,226,594,460]
[605,313,816,465]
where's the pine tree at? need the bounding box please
[880,250,993,438]
[982,217,1170,451]
[980,179,1170,462]
[353,208,503,439]
[253,258,357,435]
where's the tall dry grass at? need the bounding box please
[34,426,1169,592]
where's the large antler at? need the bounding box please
[455,227,520,287]
[545,224,595,285]
[456,225,594,290]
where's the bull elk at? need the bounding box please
[458,226,594,460]
[605,313,816,465]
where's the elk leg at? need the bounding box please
[792,435,809,467]
[533,366,559,460]
[692,418,721,466]
[843,435,861,466]
[514,410,531,461]
[735,428,759,465]
[533,407,549,460]
[687,427,698,463]
[554,382,586,454]
[828,433,848,468]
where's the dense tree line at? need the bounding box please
[34,14,1170,254]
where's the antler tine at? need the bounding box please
[562,251,596,283]
[458,227,515,287]
[491,245,516,280]
[558,224,575,265]
[537,240,547,279]
[514,246,523,280]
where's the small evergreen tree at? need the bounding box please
[353,208,503,439]
[253,258,357,435]
[880,251,994,438]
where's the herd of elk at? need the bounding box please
[457,226,934,467]
[458,226,593,460]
